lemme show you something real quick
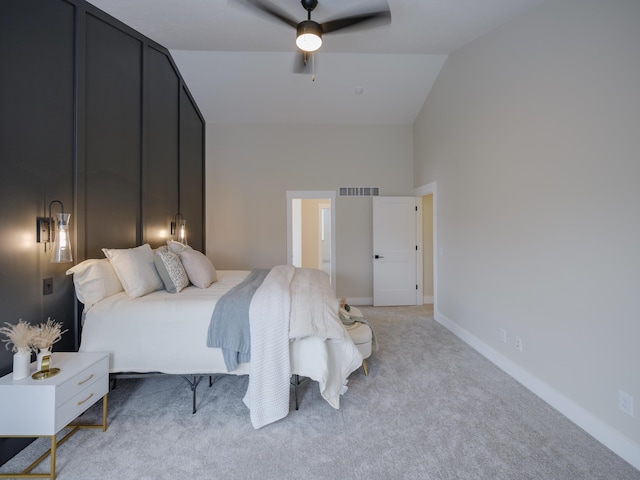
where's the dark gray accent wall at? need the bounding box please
[0,0,76,329]
[0,0,77,462]
[180,88,206,253]
[0,0,205,465]
[144,47,180,248]
[84,13,143,256]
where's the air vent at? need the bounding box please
[338,187,380,197]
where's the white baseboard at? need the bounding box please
[347,297,373,306]
[434,311,640,472]
[348,297,433,307]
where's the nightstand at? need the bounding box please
[0,352,109,480]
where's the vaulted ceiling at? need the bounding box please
[86,0,544,124]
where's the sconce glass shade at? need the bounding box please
[51,213,72,263]
[296,21,323,52]
[174,218,187,245]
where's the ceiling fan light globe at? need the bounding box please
[296,33,322,52]
[296,21,323,52]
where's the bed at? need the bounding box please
[67,243,363,429]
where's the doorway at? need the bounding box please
[286,191,336,290]
[318,202,331,276]
[415,182,436,310]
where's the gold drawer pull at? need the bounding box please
[77,392,94,406]
[78,373,94,385]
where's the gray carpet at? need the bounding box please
[2,306,638,479]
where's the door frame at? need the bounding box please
[286,191,336,291]
[414,181,437,313]
[318,201,331,274]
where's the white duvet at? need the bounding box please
[79,268,362,427]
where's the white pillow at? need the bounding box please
[154,250,190,293]
[167,240,192,254]
[102,244,164,299]
[178,250,217,288]
[66,259,124,308]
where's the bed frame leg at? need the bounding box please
[192,383,197,414]
[293,374,299,410]
[180,375,204,414]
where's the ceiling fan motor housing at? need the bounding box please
[301,0,319,13]
[296,20,323,52]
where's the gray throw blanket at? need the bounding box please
[207,269,270,372]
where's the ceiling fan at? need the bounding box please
[239,0,391,76]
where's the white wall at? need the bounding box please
[414,0,640,467]
[206,123,414,300]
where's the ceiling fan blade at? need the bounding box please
[321,9,391,34]
[293,51,307,74]
[293,50,316,74]
[238,0,298,29]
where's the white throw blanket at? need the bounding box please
[289,267,348,341]
[243,265,362,429]
[243,265,295,429]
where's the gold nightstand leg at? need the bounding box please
[0,395,108,479]
[50,436,56,480]
[0,435,56,479]
[102,395,108,432]
[362,359,369,376]
[68,394,108,431]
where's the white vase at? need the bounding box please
[13,349,31,380]
[37,346,52,371]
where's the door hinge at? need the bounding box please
[416,285,418,290]
[416,245,418,251]
[415,206,418,211]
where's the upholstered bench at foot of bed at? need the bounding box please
[346,322,373,376]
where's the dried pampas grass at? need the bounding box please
[32,318,68,350]
[0,320,35,353]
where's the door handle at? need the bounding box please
[374,255,384,259]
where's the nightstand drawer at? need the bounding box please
[56,355,109,407]
[56,373,109,431]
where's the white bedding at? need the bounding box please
[80,271,252,375]
[79,269,362,426]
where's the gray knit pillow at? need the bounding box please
[154,250,190,293]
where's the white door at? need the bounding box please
[373,196,418,306]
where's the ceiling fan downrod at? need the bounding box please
[301,0,319,17]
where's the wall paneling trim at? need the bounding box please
[0,0,205,465]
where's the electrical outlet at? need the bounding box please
[619,390,634,417]
[43,278,53,295]
[515,336,523,352]
[499,328,507,344]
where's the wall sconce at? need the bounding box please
[37,200,73,263]
[170,212,187,245]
